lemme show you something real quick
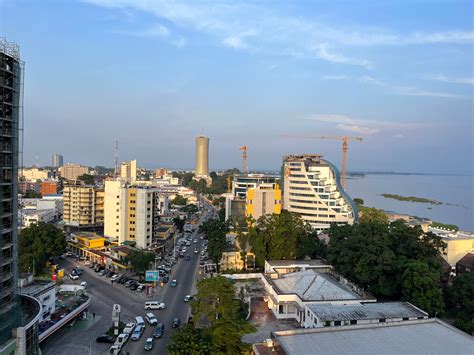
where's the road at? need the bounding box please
[41,208,210,355]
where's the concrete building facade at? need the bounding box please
[63,184,104,227]
[39,181,58,196]
[195,135,210,178]
[20,168,50,181]
[51,154,63,168]
[120,159,137,183]
[282,154,357,231]
[59,164,89,181]
[246,183,282,220]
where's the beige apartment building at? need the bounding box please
[59,163,89,181]
[120,159,137,182]
[246,183,282,220]
[63,184,104,227]
[104,180,165,249]
[20,167,51,181]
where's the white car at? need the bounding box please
[111,274,120,282]
[69,274,79,280]
[109,345,121,354]
[123,322,136,334]
[80,281,87,288]
[145,313,158,325]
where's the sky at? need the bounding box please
[1,0,473,174]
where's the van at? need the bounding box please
[135,316,145,328]
[145,301,165,310]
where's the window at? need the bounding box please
[402,317,409,321]
[350,320,357,325]
[279,305,284,314]
[116,222,119,225]
[379,318,386,323]
[334,321,341,326]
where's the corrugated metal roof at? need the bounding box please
[307,302,427,321]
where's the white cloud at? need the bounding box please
[140,24,170,37]
[222,30,257,50]
[336,124,379,135]
[313,44,372,69]
[173,37,187,48]
[428,74,474,85]
[393,86,465,99]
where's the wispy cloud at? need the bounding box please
[336,124,379,135]
[83,0,473,69]
[427,74,474,85]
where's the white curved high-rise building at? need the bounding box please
[195,135,209,177]
[282,154,357,232]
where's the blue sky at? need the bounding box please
[1,0,473,174]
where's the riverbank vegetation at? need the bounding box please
[381,193,442,205]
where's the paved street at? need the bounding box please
[41,210,210,355]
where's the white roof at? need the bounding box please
[275,319,473,355]
[307,302,428,321]
[271,270,360,301]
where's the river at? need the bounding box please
[346,174,474,232]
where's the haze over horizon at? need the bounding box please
[2,0,473,174]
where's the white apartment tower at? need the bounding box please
[282,154,357,231]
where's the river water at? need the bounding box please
[346,174,474,232]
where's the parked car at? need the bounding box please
[96,334,115,343]
[111,274,120,282]
[117,276,126,284]
[125,280,135,288]
[73,267,83,275]
[80,281,87,288]
[123,322,135,335]
[136,284,144,292]
[106,270,115,278]
[185,255,191,261]
[84,260,92,266]
[99,269,108,276]
[144,337,154,351]
[114,333,129,347]
[69,274,79,280]
[162,276,169,283]
[170,280,177,287]
[194,248,199,254]
[184,295,193,302]
[145,313,158,325]
[153,323,164,338]
[94,265,105,272]
[131,325,144,341]
[130,283,139,291]
[172,318,181,328]
[108,344,121,354]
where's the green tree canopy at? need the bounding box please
[359,207,388,224]
[166,325,212,354]
[353,198,364,205]
[402,261,444,316]
[77,173,95,185]
[172,195,187,206]
[19,223,67,274]
[24,189,41,198]
[327,220,445,299]
[451,273,474,333]
[129,250,155,276]
[183,204,199,213]
[199,218,229,268]
[173,217,185,232]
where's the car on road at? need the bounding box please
[69,274,79,280]
[170,279,177,287]
[145,301,166,310]
[96,334,115,343]
[153,323,164,338]
[65,251,73,257]
[162,275,169,283]
[131,325,144,341]
[185,255,191,261]
[135,316,145,327]
[194,248,199,254]
[146,313,158,325]
[144,337,154,351]
[123,322,135,334]
[172,318,181,328]
[84,260,92,266]
[193,239,197,243]
[114,333,129,347]
[94,265,105,272]
[73,267,83,275]
[108,344,121,354]
[184,295,193,302]
[80,281,87,288]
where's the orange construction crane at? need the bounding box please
[240,146,247,174]
[284,135,362,189]
[227,175,231,192]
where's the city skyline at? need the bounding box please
[2,0,473,174]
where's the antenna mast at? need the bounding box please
[114,141,119,178]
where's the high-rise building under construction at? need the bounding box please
[195,135,209,178]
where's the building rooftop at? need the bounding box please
[273,318,473,355]
[306,302,427,322]
[457,253,474,268]
[23,208,54,217]
[74,232,104,240]
[157,227,171,233]
[271,270,362,301]
[21,280,55,298]
[266,260,328,268]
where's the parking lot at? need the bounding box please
[41,213,211,354]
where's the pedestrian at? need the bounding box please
[93,312,95,319]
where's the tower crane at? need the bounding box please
[284,135,362,190]
[240,146,247,174]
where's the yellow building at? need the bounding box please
[104,180,164,249]
[220,234,255,271]
[60,163,89,181]
[441,232,474,266]
[246,183,282,220]
[20,168,51,181]
[74,233,105,249]
[63,184,104,227]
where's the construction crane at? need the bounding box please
[240,146,247,174]
[284,135,362,190]
[227,175,231,193]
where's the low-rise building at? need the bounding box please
[59,164,89,181]
[456,253,474,274]
[220,233,255,271]
[22,209,55,227]
[19,274,56,321]
[40,181,58,196]
[20,168,51,181]
[430,229,474,266]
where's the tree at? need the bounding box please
[172,195,187,206]
[200,219,228,268]
[359,207,388,224]
[296,231,327,260]
[24,189,41,198]
[183,204,199,213]
[451,273,474,334]
[166,325,212,354]
[248,211,305,267]
[19,223,67,274]
[77,173,95,185]
[173,217,185,232]
[129,250,155,276]
[402,261,444,316]
[353,198,364,205]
